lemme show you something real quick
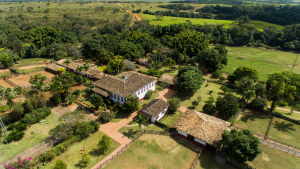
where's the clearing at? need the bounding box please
[103,134,198,169]
[9,71,54,86]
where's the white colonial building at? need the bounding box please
[92,72,156,104]
[139,99,168,123]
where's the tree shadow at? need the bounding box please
[89,148,104,157]
[217,92,225,96]
[122,128,138,139]
[273,121,295,133]
[240,110,271,123]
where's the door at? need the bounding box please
[187,134,194,142]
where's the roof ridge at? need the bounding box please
[146,99,160,110]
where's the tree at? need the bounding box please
[154,11,164,21]
[125,59,136,70]
[236,77,255,103]
[29,73,48,91]
[78,153,91,167]
[216,94,239,120]
[160,81,169,89]
[254,82,266,99]
[137,114,148,131]
[27,7,34,12]
[228,66,259,83]
[13,39,24,62]
[176,70,203,93]
[123,94,139,113]
[197,96,202,103]
[167,97,180,113]
[266,72,296,112]
[89,94,103,110]
[221,129,261,163]
[192,100,199,108]
[100,112,114,122]
[98,134,111,153]
[196,46,228,71]
[221,87,229,94]
[177,66,202,77]
[203,102,216,115]
[53,160,67,169]
[107,55,125,75]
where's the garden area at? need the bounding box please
[234,109,272,136]
[40,131,120,169]
[103,134,198,169]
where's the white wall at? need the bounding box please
[109,93,125,104]
[134,81,155,100]
[195,138,206,145]
[154,107,168,122]
[178,131,187,137]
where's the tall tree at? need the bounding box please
[13,39,24,61]
[228,66,259,83]
[216,94,239,120]
[266,72,296,112]
[221,129,261,163]
[136,114,148,131]
[123,94,139,113]
[107,55,125,75]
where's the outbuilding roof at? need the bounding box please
[46,64,62,71]
[140,99,168,117]
[93,72,155,98]
[173,109,231,148]
[91,87,109,97]
[158,73,178,85]
[139,58,149,63]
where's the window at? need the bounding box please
[144,87,145,91]
[114,94,116,99]
[111,93,113,97]
[118,96,120,100]
[121,97,124,102]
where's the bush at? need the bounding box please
[249,98,267,110]
[77,97,85,102]
[0,105,10,112]
[278,100,289,107]
[22,107,51,124]
[144,90,153,99]
[212,69,222,78]
[227,118,236,124]
[159,81,169,89]
[100,112,114,122]
[53,160,67,169]
[78,153,91,167]
[5,131,25,142]
[192,100,199,108]
[203,102,216,115]
[219,76,226,81]
[167,97,180,113]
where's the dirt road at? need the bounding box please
[0,65,46,74]
[116,3,141,27]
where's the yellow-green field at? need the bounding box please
[140,14,284,30]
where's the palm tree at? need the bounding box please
[64,59,71,72]
[136,114,148,132]
[13,39,24,62]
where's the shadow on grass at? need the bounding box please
[240,109,271,123]
[89,148,105,157]
[122,128,139,139]
[272,121,295,133]
[217,92,225,96]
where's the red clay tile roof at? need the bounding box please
[140,99,168,117]
[93,72,155,98]
[173,109,231,148]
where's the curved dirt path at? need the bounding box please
[0,65,46,73]
[116,3,141,27]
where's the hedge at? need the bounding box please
[22,107,51,124]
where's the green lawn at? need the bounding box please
[158,111,183,127]
[140,14,284,30]
[140,92,160,107]
[248,144,300,169]
[268,117,300,148]
[234,109,271,136]
[16,58,49,67]
[103,134,198,169]
[0,113,58,163]
[40,131,120,169]
[223,57,293,82]
[110,111,129,123]
[194,149,238,169]
[175,82,232,112]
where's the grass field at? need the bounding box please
[40,131,120,169]
[174,82,234,113]
[234,109,271,136]
[268,117,300,148]
[248,144,300,169]
[140,14,284,30]
[103,134,198,169]
[0,113,58,164]
[194,149,238,169]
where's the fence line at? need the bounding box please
[264,116,274,140]
[190,149,202,169]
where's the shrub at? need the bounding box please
[167,97,180,113]
[227,118,236,124]
[203,102,216,115]
[159,81,169,89]
[144,90,153,99]
[6,131,25,142]
[0,105,10,112]
[208,96,215,103]
[78,153,91,167]
[212,69,222,78]
[22,107,51,124]
[278,100,289,107]
[100,112,114,122]
[77,97,85,102]
[249,98,267,110]
[221,86,229,93]
[192,100,199,108]
[219,76,226,81]
[125,59,136,70]
[53,160,67,169]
